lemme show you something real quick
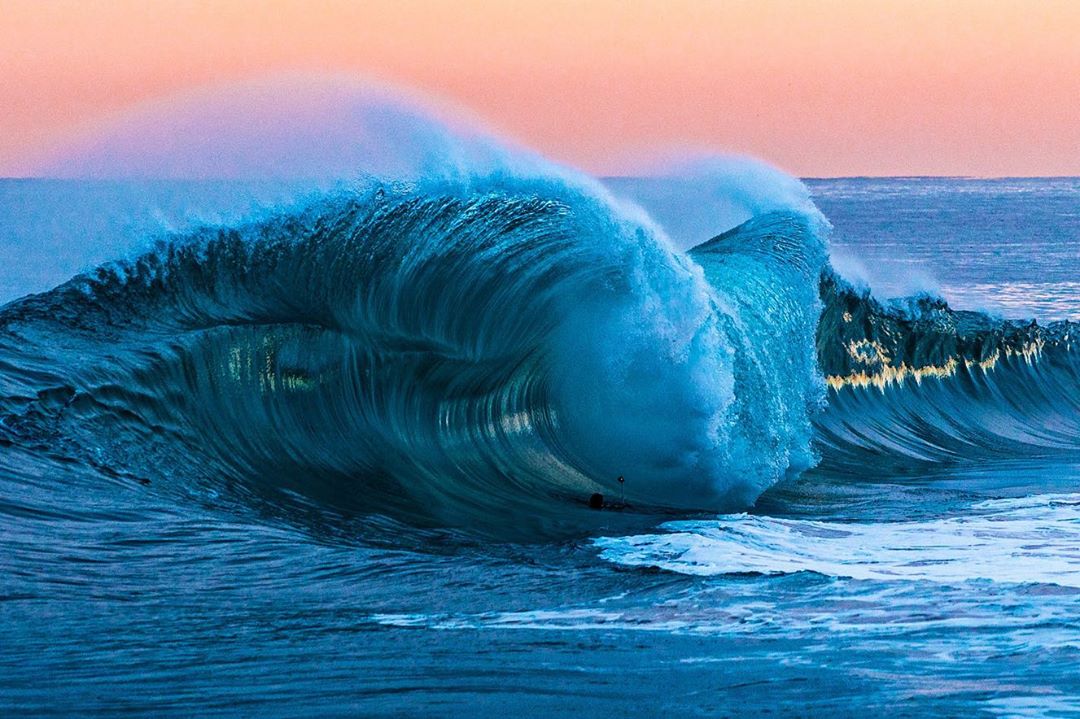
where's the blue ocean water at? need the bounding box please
[1,174,1079,718]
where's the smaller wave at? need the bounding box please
[817,269,1069,392]
[594,493,1080,586]
[812,268,1080,468]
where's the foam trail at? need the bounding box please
[596,493,1080,585]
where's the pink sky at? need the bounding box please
[2,0,1078,177]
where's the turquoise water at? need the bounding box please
[1,176,1079,717]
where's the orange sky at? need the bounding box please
[2,0,1078,177]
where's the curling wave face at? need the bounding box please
[0,175,828,533]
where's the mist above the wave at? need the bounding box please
[828,248,942,300]
[32,73,546,183]
[7,74,585,301]
[602,154,826,250]
[28,74,831,253]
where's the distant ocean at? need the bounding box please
[2,175,1078,716]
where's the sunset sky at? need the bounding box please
[2,0,1078,177]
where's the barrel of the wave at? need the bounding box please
[678,211,830,500]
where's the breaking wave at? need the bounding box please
[0,172,828,534]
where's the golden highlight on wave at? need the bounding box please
[826,337,1048,391]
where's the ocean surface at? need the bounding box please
[1,175,1079,717]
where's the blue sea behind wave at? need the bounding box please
[1,176,1079,717]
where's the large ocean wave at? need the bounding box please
[2,82,1077,536]
[0,171,829,534]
